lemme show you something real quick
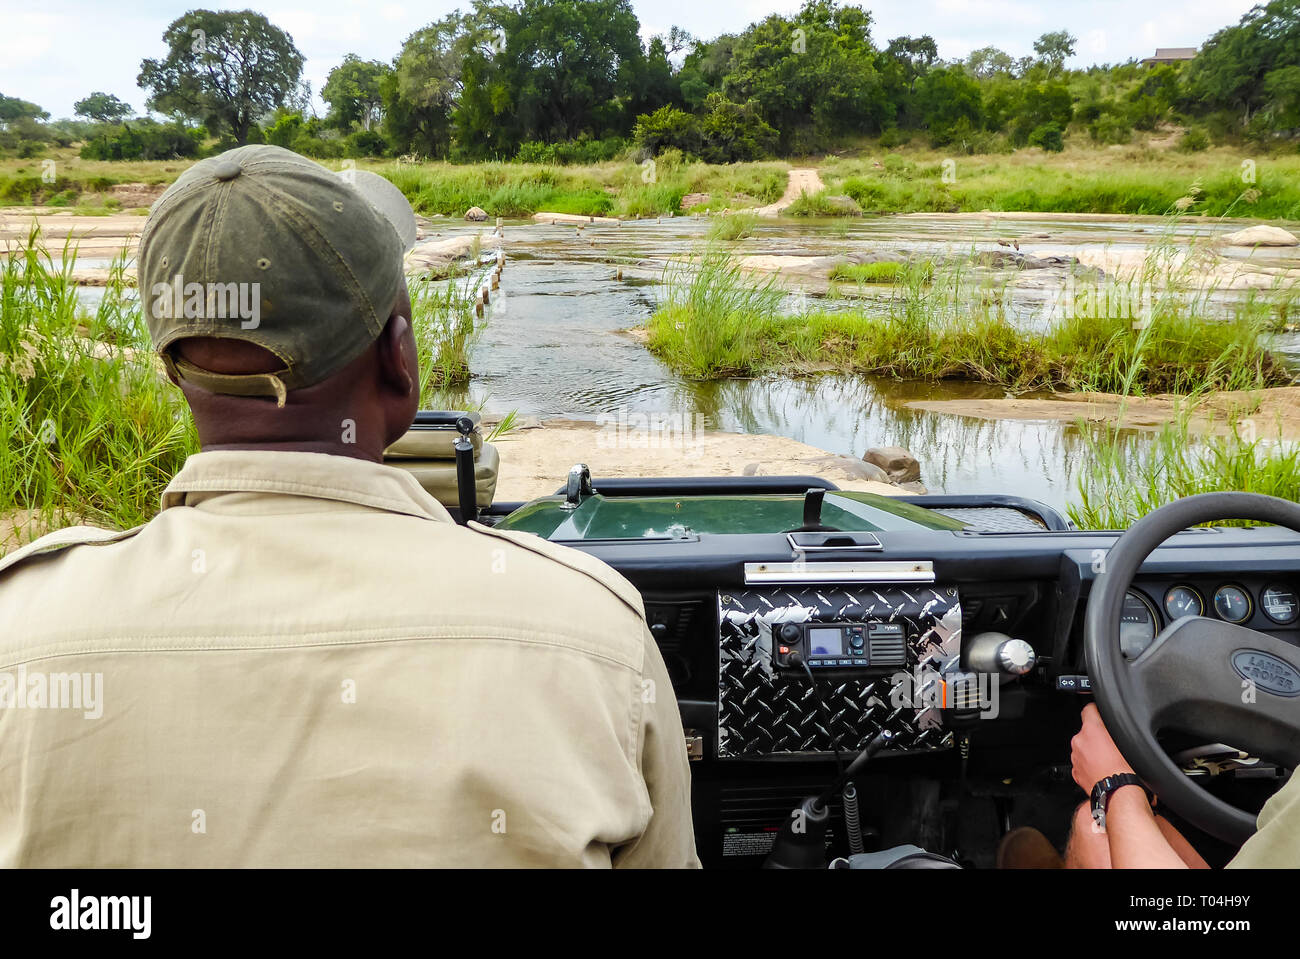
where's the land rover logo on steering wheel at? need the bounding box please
[1232,649,1300,697]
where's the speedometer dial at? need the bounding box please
[1120,590,1158,660]
[1213,585,1252,624]
[1262,586,1300,625]
[1163,585,1203,621]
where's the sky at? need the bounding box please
[0,0,1262,120]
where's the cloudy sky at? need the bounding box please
[0,0,1260,120]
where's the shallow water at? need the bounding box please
[429,212,1298,512]
[67,211,1300,513]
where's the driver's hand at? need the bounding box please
[1071,703,1135,795]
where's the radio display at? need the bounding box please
[807,627,844,657]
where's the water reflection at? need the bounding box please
[444,251,1163,512]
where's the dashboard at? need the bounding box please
[564,521,1300,866]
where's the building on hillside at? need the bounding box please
[1141,47,1196,66]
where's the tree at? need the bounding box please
[73,92,133,123]
[0,94,48,130]
[389,10,483,158]
[489,0,646,145]
[914,66,983,145]
[721,1,891,149]
[138,10,305,144]
[1186,0,1300,125]
[886,35,939,93]
[966,46,1015,79]
[1033,30,1076,76]
[323,55,391,131]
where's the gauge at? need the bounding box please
[1163,585,1203,621]
[1213,585,1252,624]
[1120,590,1158,659]
[1261,585,1300,625]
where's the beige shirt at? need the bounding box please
[0,451,698,868]
[1228,773,1300,868]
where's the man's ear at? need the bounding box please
[376,314,416,399]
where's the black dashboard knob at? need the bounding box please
[778,623,802,644]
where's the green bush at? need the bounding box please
[633,106,701,157]
[1179,127,1210,152]
[79,121,203,161]
[878,128,907,149]
[1090,113,1133,145]
[1028,122,1065,152]
[346,129,388,156]
[514,137,626,164]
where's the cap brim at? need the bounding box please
[339,169,418,252]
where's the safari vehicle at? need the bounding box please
[394,410,1300,869]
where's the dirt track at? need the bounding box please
[755,168,825,216]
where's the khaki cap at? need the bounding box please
[138,145,417,406]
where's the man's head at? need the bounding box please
[138,145,421,460]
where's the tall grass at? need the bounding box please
[410,269,487,406]
[822,147,1300,219]
[1,233,492,551]
[707,212,759,241]
[648,249,786,378]
[1069,412,1300,530]
[646,246,1294,393]
[1,232,197,540]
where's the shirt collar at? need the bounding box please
[161,450,455,523]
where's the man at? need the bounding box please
[0,145,699,868]
[999,703,1295,868]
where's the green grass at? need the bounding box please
[0,232,197,538]
[410,269,487,405]
[821,145,1300,219]
[647,246,1294,392]
[783,189,861,217]
[707,212,759,241]
[0,232,493,551]
[829,261,912,284]
[7,144,1300,218]
[1069,411,1300,530]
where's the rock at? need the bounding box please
[1218,225,1298,247]
[532,211,621,226]
[897,481,928,494]
[864,446,921,484]
[824,195,863,216]
[742,462,761,476]
[681,193,711,211]
[464,207,489,221]
[404,234,501,274]
[806,454,891,484]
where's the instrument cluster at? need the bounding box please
[1120,579,1300,659]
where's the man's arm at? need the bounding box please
[1071,703,1189,868]
[1102,786,1190,868]
[611,629,701,868]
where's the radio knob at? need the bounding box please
[997,639,1036,676]
[778,623,802,644]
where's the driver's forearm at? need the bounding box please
[1105,786,1189,868]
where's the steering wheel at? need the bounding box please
[1084,491,1300,845]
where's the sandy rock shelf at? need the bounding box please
[488,418,904,503]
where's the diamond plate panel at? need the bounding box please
[718,586,962,759]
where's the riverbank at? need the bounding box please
[484,417,905,502]
[5,144,1300,220]
[910,387,1300,441]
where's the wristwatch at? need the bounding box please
[1090,772,1155,826]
